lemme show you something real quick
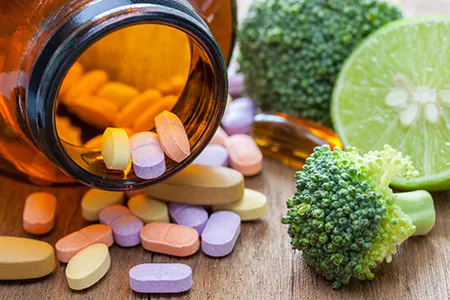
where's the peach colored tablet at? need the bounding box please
[155,110,190,162]
[55,224,113,263]
[23,192,57,235]
[140,222,199,257]
[225,134,263,176]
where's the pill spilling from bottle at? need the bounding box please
[0,63,272,293]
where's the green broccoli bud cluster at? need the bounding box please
[281,145,435,288]
[239,0,402,126]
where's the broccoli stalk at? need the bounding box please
[281,145,436,288]
[395,190,435,236]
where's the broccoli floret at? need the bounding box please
[238,0,402,126]
[281,145,435,288]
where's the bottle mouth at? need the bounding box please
[27,1,227,190]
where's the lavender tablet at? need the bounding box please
[168,202,209,235]
[129,263,192,293]
[222,98,256,135]
[201,211,241,257]
[99,204,143,247]
[192,144,229,167]
[130,132,166,179]
[110,215,143,247]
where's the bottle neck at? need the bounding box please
[26,0,227,190]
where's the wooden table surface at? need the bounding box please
[1,0,450,299]
[0,158,449,300]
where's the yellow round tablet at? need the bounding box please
[101,127,131,171]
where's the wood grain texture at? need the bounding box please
[1,0,450,299]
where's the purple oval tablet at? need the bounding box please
[201,211,241,257]
[130,132,166,179]
[193,144,229,167]
[110,214,143,247]
[168,202,209,235]
[222,98,256,135]
[129,263,192,293]
[98,205,143,247]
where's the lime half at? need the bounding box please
[332,17,450,191]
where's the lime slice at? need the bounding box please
[331,17,450,191]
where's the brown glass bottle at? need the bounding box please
[0,0,236,189]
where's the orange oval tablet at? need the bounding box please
[140,222,199,257]
[70,95,119,129]
[115,89,163,128]
[63,70,108,106]
[132,96,177,131]
[225,134,263,176]
[59,62,84,97]
[55,224,113,263]
[155,110,190,162]
[23,192,57,235]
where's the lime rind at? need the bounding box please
[331,16,450,191]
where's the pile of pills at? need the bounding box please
[0,63,270,294]
[55,61,184,147]
[193,97,263,177]
[0,162,268,293]
[99,109,190,179]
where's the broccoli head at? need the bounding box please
[281,145,435,288]
[238,0,402,126]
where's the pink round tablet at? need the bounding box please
[130,132,166,179]
[225,134,263,176]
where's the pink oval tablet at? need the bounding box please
[210,127,228,146]
[129,263,192,293]
[130,132,166,179]
[99,204,143,247]
[201,211,241,257]
[193,144,228,167]
[225,134,263,176]
[155,110,190,162]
